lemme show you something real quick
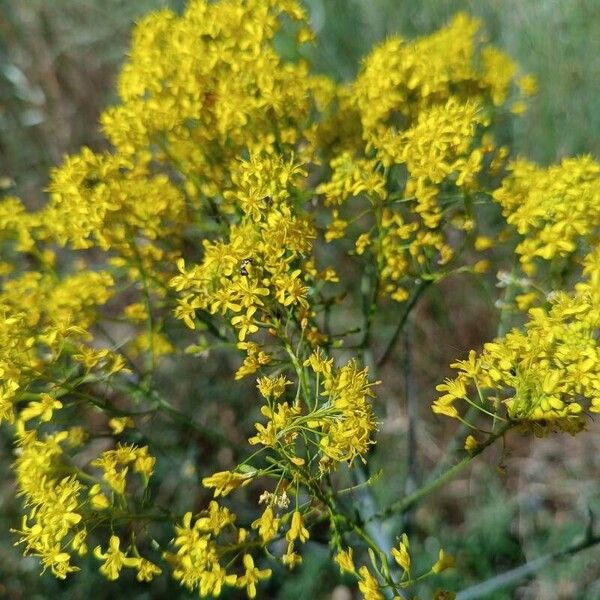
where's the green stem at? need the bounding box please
[128,236,156,377]
[456,530,600,600]
[370,421,513,522]
[377,279,432,368]
[428,262,520,481]
[283,342,310,407]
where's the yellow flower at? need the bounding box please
[108,416,134,435]
[133,446,156,479]
[358,566,384,600]
[493,156,600,270]
[202,470,254,497]
[231,307,259,341]
[94,536,141,581]
[19,393,62,424]
[286,510,309,543]
[89,484,110,510]
[518,74,538,96]
[282,541,303,569]
[136,559,162,582]
[431,549,456,574]
[318,360,379,465]
[464,435,478,452]
[334,548,356,574]
[325,211,349,242]
[304,350,333,375]
[200,562,238,596]
[391,533,411,574]
[355,233,371,255]
[257,375,293,400]
[251,506,280,543]
[474,236,493,251]
[237,554,272,599]
[195,501,236,536]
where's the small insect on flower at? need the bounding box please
[263,196,273,210]
[240,258,253,276]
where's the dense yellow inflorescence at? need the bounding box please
[494,156,600,273]
[313,13,535,305]
[0,0,597,597]
[434,250,600,436]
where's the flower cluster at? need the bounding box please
[335,535,455,600]
[248,356,378,469]
[0,0,596,598]
[493,156,600,276]
[314,14,534,305]
[13,430,86,579]
[434,250,600,436]
[170,153,321,358]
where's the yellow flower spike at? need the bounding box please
[317,153,386,205]
[493,156,600,268]
[12,430,86,579]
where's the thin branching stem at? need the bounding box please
[456,529,600,600]
[370,421,514,523]
[377,279,432,368]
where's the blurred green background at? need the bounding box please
[0,1,599,598]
